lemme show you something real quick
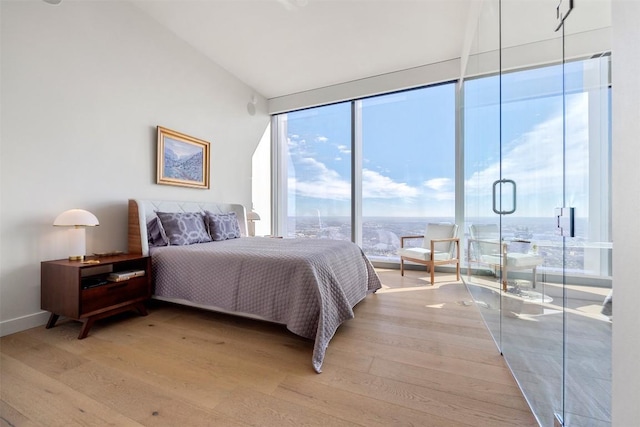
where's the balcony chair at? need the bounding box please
[398,223,460,285]
[467,224,543,292]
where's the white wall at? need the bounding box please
[612,0,640,424]
[0,0,269,335]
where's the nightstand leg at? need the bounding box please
[78,318,95,339]
[135,302,148,316]
[46,313,59,329]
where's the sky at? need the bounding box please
[165,136,203,158]
[286,84,455,218]
[284,57,608,220]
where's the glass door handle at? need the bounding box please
[492,179,517,215]
[556,207,575,237]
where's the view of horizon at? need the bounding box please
[276,56,611,279]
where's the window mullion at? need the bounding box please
[352,101,363,246]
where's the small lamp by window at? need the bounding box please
[53,209,99,261]
[246,211,260,237]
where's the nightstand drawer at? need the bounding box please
[81,276,148,315]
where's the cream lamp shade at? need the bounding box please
[246,211,261,222]
[246,211,260,237]
[53,209,99,261]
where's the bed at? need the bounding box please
[127,199,381,372]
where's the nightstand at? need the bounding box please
[41,253,151,339]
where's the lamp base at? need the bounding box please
[67,228,86,262]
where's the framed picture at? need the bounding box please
[157,126,210,189]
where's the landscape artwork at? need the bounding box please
[157,126,210,189]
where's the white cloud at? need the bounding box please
[315,136,328,143]
[423,178,455,201]
[465,93,590,216]
[289,159,420,200]
[291,157,350,200]
[362,169,420,198]
[337,144,351,154]
[424,178,451,191]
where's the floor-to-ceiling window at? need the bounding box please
[278,102,352,240]
[273,84,456,255]
[360,84,456,261]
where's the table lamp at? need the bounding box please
[246,210,260,237]
[53,209,99,261]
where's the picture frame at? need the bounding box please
[157,126,210,189]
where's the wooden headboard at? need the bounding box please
[128,199,248,256]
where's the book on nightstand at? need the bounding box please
[107,270,146,282]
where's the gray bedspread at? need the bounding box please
[150,237,381,372]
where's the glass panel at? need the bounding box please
[280,102,352,239]
[499,1,565,425]
[462,0,503,361]
[498,61,566,427]
[360,85,456,262]
[464,74,503,348]
[562,2,612,425]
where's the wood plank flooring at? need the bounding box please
[1,269,537,426]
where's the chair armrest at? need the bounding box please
[429,237,459,244]
[400,235,424,248]
[468,238,501,245]
[429,237,460,259]
[468,238,504,255]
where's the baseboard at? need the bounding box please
[0,311,49,337]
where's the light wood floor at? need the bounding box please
[1,269,537,426]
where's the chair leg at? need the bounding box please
[430,263,435,285]
[502,267,508,292]
[456,261,460,282]
[400,258,404,276]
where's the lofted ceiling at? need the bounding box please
[131,0,472,99]
[131,0,611,100]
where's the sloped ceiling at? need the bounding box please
[132,0,471,99]
[131,0,611,100]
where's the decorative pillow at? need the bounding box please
[205,211,241,241]
[147,217,168,247]
[155,211,212,246]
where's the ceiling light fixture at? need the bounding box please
[42,0,63,5]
